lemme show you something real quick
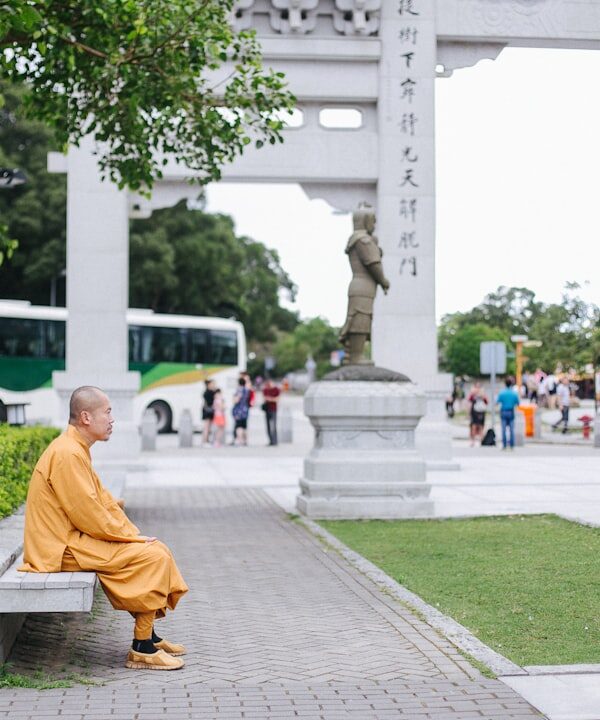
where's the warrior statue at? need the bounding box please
[339,205,390,365]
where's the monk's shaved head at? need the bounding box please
[69,386,107,423]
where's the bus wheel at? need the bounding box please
[147,401,173,434]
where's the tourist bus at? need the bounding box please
[0,300,247,432]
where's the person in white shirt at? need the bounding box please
[537,376,547,407]
[552,377,571,434]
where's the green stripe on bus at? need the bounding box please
[0,358,227,393]
[0,357,64,391]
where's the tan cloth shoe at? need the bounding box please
[125,648,184,670]
[155,638,186,656]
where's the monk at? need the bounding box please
[20,386,189,671]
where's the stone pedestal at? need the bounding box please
[297,367,432,519]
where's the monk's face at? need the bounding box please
[85,393,114,442]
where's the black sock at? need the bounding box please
[151,628,162,643]
[132,638,157,654]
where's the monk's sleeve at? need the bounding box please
[51,454,145,543]
[99,483,141,537]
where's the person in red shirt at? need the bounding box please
[262,379,281,446]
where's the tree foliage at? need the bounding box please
[130,202,299,342]
[0,0,294,192]
[443,323,508,377]
[0,89,299,343]
[0,82,67,301]
[272,317,339,377]
[439,284,600,376]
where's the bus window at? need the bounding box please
[0,317,44,357]
[189,329,209,364]
[210,329,237,365]
[45,320,66,359]
[129,325,142,363]
[146,326,186,363]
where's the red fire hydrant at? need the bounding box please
[578,415,594,439]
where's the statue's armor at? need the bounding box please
[340,232,383,338]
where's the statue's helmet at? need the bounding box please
[353,203,375,234]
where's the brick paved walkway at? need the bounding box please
[3,487,543,719]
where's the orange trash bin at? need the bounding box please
[517,405,535,438]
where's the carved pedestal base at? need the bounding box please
[296,374,433,519]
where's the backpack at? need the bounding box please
[473,399,487,413]
[481,429,496,446]
[232,388,249,421]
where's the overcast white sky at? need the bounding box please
[206,47,600,327]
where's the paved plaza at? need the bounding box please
[4,399,600,719]
[4,485,542,719]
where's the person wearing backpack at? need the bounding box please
[467,382,488,446]
[496,377,520,450]
[232,377,251,446]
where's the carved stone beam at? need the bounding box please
[436,41,507,77]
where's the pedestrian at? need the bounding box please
[240,371,256,409]
[212,389,226,447]
[232,377,251,446]
[467,382,488,446]
[521,371,530,399]
[537,375,547,408]
[552,376,571,434]
[454,376,465,411]
[546,372,558,409]
[496,377,520,450]
[201,379,216,446]
[20,386,188,670]
[262,378,281,446]
[526,374,538,403]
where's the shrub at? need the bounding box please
[0,426,59,519]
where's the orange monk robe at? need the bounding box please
[20,425,188,618]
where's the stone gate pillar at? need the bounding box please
[52,138,140,486]
[373,0,455,468]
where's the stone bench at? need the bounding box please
[0,555,97,613]
[0,512,97,660]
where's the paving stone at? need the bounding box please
[5,487,544,719]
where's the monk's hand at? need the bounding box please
[139,535,157,543]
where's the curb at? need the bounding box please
[298,515,527,678]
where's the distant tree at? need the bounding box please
[0,85,299,341]
[442,323,508,377]
[0,82,66,302]
[439,283,600,375]
[130,202,298,342]
[0,1,294,263]
[272,317,339,377]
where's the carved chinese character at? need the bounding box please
[400,256,418,276]
[400,168,418,187]
[401,52,414,68]
[399,232,419,249]
[402,146,418,163]
[398,27,418,44]
[400,78,417,103]
[399,113,418,135]
[398,0,419,16]
[399,198,417,222]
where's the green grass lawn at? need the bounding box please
[320,514,600,667]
